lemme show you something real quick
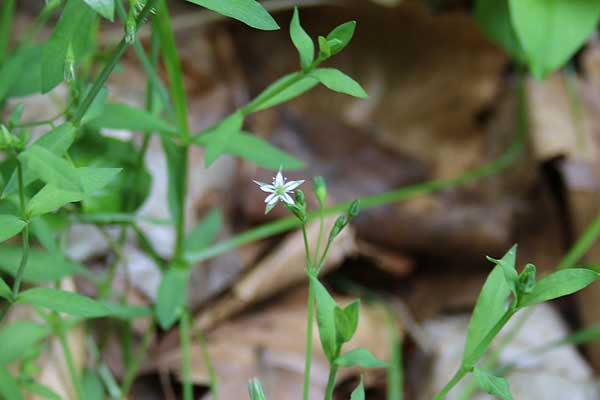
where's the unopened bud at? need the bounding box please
[64,43,75,82]
[125,15,136,44]
[518,263,536,294]
[329,215,347,240]
[318,36,331,58]
[0,125,13,149]
[348,199,360,219]
[286,202,306,222]
[295,189,305,207]
[248,378,267,400]
[313,176,327,206]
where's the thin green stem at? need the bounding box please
[313,209,324,266]
[315,239,332,275]
[12,159,29,298]
[121,319,155,397]
[303,279,315,400]
[58,321,84,400]
[432,367,469,400]
[557,209,600,270]
[180,310,193,400]
[324,362,339,400]
[197,329,219,400]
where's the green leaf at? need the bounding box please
[486,245,518,298]
[334,300,359,344]
[0,276,11,301]
[463,261,511,363]
[22,382,62,400]
[0,321,51,366]
[509,0,600,79]
[290,7,314,70]
[518,268,599,308]
[155,268,189,330]
[41,0,96,92]
[474,0,525,63]
[220,132,304,171]
[310,276,338,362]
[197,112,244,167]
[30,217,59,253]
[318,36,331,58]
[2,123,77,198]
[82,368,105,400]
[103,303,152,320]
[0,367,24,400]
[473,368,512,400]
[184,209,222,262]
[0,214,26,243]
[350,376,365,400]
[311,68,368,99]
[0,246,83,283]
[27,184,83,217]
[19,145,82,192]
[161,139,186,225]
[16,288,111,318]
[6,45,44,98]
[82,0,114,21]
[0,47,28,102]
[335,348,387,368]
[80,86,108,125]
[185,0,279,31]
[326,21,356,56]
[245,72,319,112]
[78,167,122,195]
[87,102,176,138]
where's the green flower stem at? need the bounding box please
[11,159,29,298]
[180,310,193,400]
[303,278,315,400]
[432,367,469,400]
[324,349,340,400]
[197,329,219,400]
[71,0,159,125]
[313,208,325,266]
[58,320,84,400]
[121,319,155,397]
[557,209,600,270]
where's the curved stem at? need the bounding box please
[324,363,339,400]
[302,279,315,400]
[197,329,219,400]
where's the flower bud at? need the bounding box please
[125,17,136,44]
[313,176,327,206]
[285,202,306,222]
[248,378,267,400]
[295,189,306,207]
[348,199,360,219]
[518,263,536,294]
[0,125,13,149]
[64,43,75,82]
[329,215,347,241]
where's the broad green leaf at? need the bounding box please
[509,0,600,79]
[87,102,176,138]
[473,368,512,400]
[16,287,111,318]
[198,112,244,167]
[486,245,518,297]
[0,246,83,283]
[335,348,387,368]
[245,72,319,112]
[290,7,314,70]
[0,367,24,400]
[518,268,599,308]
[184,209,222,262]
[2,123,77,198]
[0,47,27,101]
[463,262,511,363]
[0,214,26,243]
[30,217,58,253]
[19,146,81,192]
[82,0,114,20]
[27,184,83,217]
[23,382,62,400]
[185,0,279,31]
[0,276,11,300]
[78,167,122,195]
[311,68,368,99]
[103,303,152,320]
[474,0,525,63]
[0,321,51,366]
[326,21,356,56]
[82,368,105,400]
[41,0,96,92]
[80,86,108,125]
[310,276,338,362]
[155,268,189,330]
[334,300,359,344]
[6,45,44,98]
[222,132,304,171]
[350,377,365,400]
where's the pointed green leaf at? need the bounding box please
[0,321,51,366]
[0,48,28,102]
[518,268,599,308]
[0,367,24,400]
[0,215,26,243]
[16,288,111,318]
[0,276,11,301]
[161,138,186,225]
[184,209,222,262]
[335,348,387,368]
[27,184,83,217]
[222,132,304,171]
[245,72,318,112]
[78,167,122,195]
[87,102,176,138]
[41,0,96,92]
[23,382,62,400]
[318,36,331,58]
[311,68,368,98]
[0,246,83,283]
[326,21,356,56]
[463,261,511,362]
[335,300,359,344]
[486,245,518,297]
[82,0,114,21]
[30,217,58,253]
[6,45,44,98]
[82,368,105,400]
[80,86,108,125]
[19,145,81,192]
[509,0,600,79]
[310,276,338,362]
[290,7,314,70]
[103,303,152,320]
[474,0,525,63]
[196,112,243,167]
[350,376,365,400]
[473,368,512,400]
[185,0,279,31]
[155,268,189,330]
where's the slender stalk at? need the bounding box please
[58,322,84,400]
[197,329,219,400]
[432,367,469,400]
[324,363,339,400]
[121,319,155,396]
[180,310,193,400]
[313,209,324,266]
[11,159,29,298]
[557,209,600,270]
[302,279,315,400]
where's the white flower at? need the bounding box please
[254,169,304,213]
